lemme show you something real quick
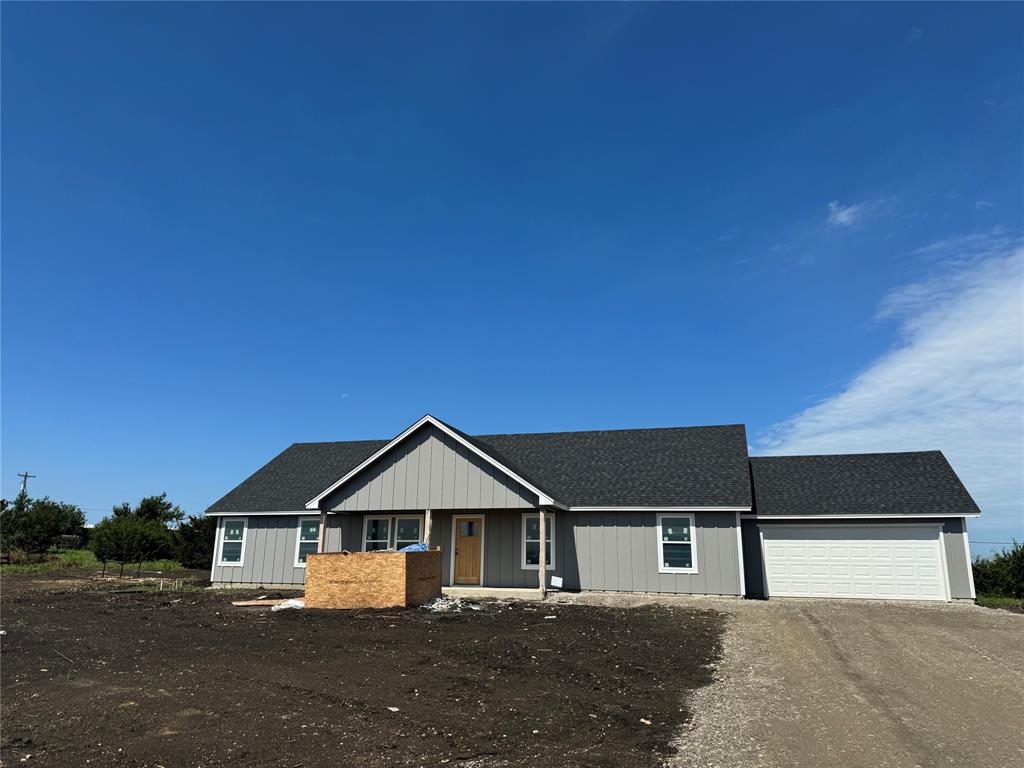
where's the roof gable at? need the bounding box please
[305,415,556,509]
[322,421,539,511]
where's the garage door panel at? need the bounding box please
[762,525,946,601]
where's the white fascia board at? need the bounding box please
[570,506,751,512]
[206,510,317,517]
[304,414,557,510]
[741,513,981,520]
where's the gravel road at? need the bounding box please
[553,592,1024,768]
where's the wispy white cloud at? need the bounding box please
[717,228,738,242]
[758,231,1024,542]
[975,199,995,211]
[826,196,901,229]
[826,200,865,228]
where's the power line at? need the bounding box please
[971,540,1016,545]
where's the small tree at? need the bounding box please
[173,515,217,569]
[112,493,184,525]
[0,492,85,555]
[91,516,173,577]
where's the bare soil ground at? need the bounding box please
[0,572,724,767]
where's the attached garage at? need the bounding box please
[760,524,948,601]
[744,452,980,602]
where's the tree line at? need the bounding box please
[0,491,215,570]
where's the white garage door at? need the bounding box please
[762,525,947,601]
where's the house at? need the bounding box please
[206,415,979,602]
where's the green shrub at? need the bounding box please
[91,516,173,566]
[173,515,216,569]
[0,493,85,554]
[972,541,1024,599]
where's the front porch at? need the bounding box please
[442,585,544,601]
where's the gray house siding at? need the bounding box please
[565,510,742,595]
[323,424,538,512]
[428,510,569,589]
[211,510,744,595]
[939,517,973,599]
[210,514,360,587]
[740,517,974,600]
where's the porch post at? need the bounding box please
[318,511,328,553]
[424,508,432,548]
[538,506,547,596]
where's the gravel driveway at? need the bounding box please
[672,598,1024,768]
[553,592,1023,768]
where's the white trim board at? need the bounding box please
[571,506,750,512]
[521,511,556,571]
[206,510,311,517]
[656,512,698,575]
[217,517,247,567]
[962,524,977,599]
[742,514,979,520]
[735,511,746,597]
[360,514,425,551]
[293,515,321,568]
[304,415,556,510]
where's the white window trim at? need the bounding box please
[218,517,247,567]
[656,512,697,574]
[361,514,425,551]
[521,512,556,570]
[294,515,321,568]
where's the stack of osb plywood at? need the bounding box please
[304,550,442,609]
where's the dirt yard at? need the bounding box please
[0,572,724,767]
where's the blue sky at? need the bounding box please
[3,3,1021,553]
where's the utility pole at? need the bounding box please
[18,471,36,495]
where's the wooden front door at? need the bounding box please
[453,517,483,585]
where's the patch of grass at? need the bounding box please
[976,595,1024,612]
[0,549,184,574]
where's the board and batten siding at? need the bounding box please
[210,514,360,587]
[740,517,975,600]
[429,510,570,589]
[212,510,743,594]
[323,424,538,512]
[565,510,743,595]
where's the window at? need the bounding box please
[364,517,391,551]
[395,517,422,549]
[295,517,321,566]
[362,515,423,551]
[219,518,246,566]
[521,512,555,569]
[657,513,697,574]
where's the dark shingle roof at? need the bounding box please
[749,451,981,517]
[206,422,752,514]
[474,425,751,507]
[206,440,386,515]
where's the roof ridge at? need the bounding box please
[476,423,747,439]
[753,450,943,460]
[289,424,748,446]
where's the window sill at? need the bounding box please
[218,562,244,568]
[658,567,698,575]
[521,564,557,571]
